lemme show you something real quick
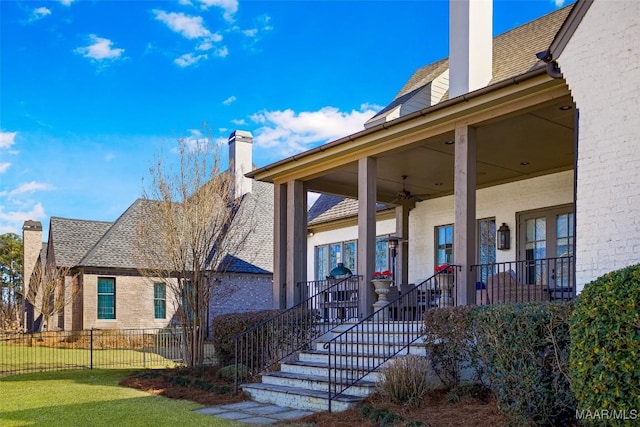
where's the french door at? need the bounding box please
[518,205,574,290]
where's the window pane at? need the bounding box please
[97,278,115,319]
[154,283,166,319]
[436,225,454,265]
[315,246,328,280]
[329,243,341,269]
[343,241,356,273]
[375,236,388,272]
[478,219,496,265]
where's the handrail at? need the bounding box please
[471,256,575,305]
[323,265,460,412]
[233,275,362,393]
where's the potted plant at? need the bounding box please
[371,270,394,315]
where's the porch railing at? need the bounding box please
[233,275,361,393]
[323,266,460,412]
[471,256,575,305]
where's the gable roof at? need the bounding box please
[368,4,574,125]
[49,217,113,268]
[52,180,273,274]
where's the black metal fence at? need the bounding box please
[471,256,575,304]
[0,328,212,377]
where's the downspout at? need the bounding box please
[536,50,563,79]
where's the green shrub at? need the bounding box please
[570,264,640,425]
[377,355,430,407]
[423,306,479,389]
[212,308,319,377]
[211,309,281,366]
[473,302,574,426]
[215,363,247,383]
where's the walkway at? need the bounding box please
[195,401,314,425]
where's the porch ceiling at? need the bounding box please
[304,96,575,204]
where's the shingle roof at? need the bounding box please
[373,5,574,122]
[49,217,113,268]
[67,180,273,274]
[308,194,392,226]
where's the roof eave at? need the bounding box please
[247,66,551,183]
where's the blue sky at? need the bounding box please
[0,0,569,237]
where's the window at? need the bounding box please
[315,240,357,279]
[518,205,574,288]
[435,224,454,266]
[97,277,115,319]
[154,283,166,319]
[375,236,390,273]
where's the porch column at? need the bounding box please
[454,124,477,306]
[395,204,411,292]
[273,182,287,309]
[286,180,307,307]
[358,157,377,318]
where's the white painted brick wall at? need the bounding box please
[409,171,574,282]
[557,0,640,292]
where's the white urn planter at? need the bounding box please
[437,274,455,307]
[371,279,394,319]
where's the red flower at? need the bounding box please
[373,270,393,280]
[435,264,453,273]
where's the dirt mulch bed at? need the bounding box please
[119,367,248,406]
[120,369,506,426]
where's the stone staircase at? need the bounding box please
[240,321,426,412]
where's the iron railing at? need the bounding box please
[0,327,196,377]
[234,275,361,393]
[471,256,575,304]
[323,266,460,412]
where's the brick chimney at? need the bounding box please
[22,220,43,328]
[449,0,493,98]
[228,130,253,199]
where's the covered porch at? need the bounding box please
[248,72,577,317]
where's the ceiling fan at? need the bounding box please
[391,175,429,204]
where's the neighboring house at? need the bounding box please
[22,131,274,332]
[248,0,640,316]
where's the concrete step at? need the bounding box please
[298,347,426,366]
[280,360,382,382]
[314,340,427,355]
[261,371,376,397]
[330,321,423,334]
[241,382,363,412]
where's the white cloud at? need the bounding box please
[32,7,51,20]
[154,10,212,39]
[251,105,380,157]
[0,203,46,235]
[213,46,228,58]
[223,96,237,106]
[0,163,11,174]
[174,53,207,67]
[243,28,258,38]
[554,0,567,6]
[75,35,124,61]
[198,0,238,22]
[8,181,54,197]
[59,0,75,6]
[231,118,246,126]
[0,131,16,149]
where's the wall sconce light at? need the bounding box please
[497,223,510,250]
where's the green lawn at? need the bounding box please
[0,342,177,376]
[0,369,243,427]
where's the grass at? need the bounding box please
[0,369,243,427]
[0,342,177,376]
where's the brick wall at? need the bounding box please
[558,0,640,292]
[409,170,574,281]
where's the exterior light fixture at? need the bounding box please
[497,223,510,250]
[559,105,572,111]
